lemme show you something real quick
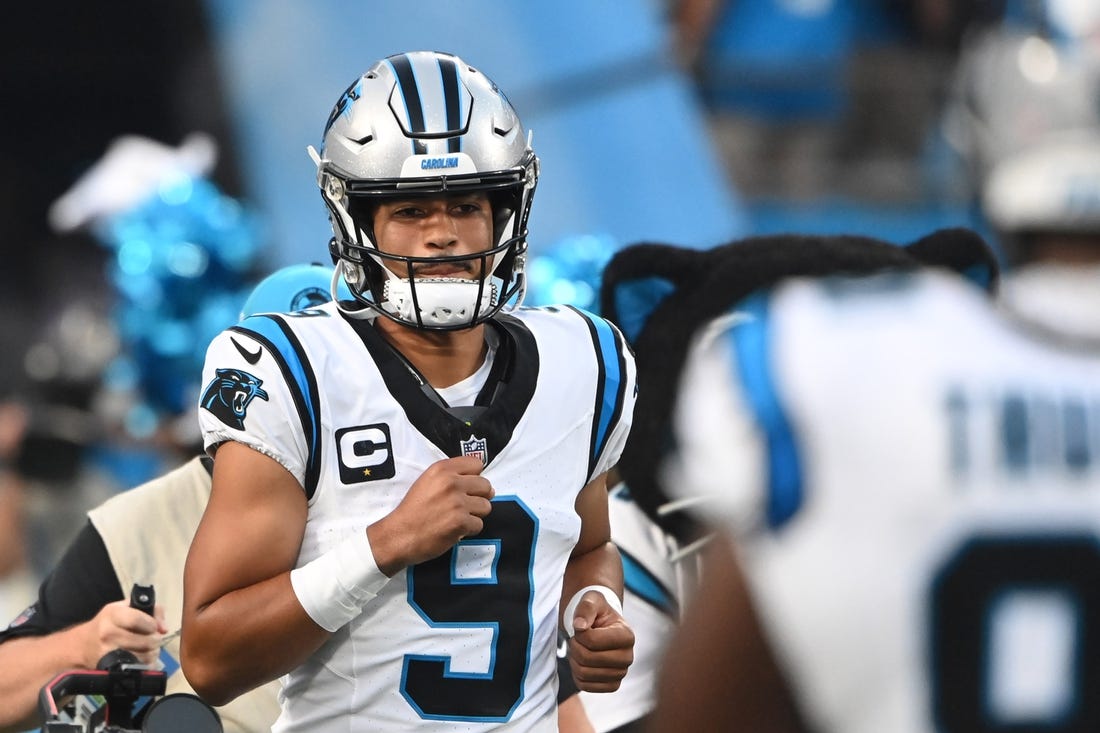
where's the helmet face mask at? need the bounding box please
[315,50,539,330]
[335,232,525,330]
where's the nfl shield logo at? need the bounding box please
[460,434,488,465]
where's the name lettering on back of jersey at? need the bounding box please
[460,434,488,466]
[336,424,396,482]
[947,386,1100,479]
[200,368,269,430]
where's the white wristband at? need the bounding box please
[562,584,623,638]
[290,532,390,632]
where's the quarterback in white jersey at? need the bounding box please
[183,51,636,732]
[655,262,1100,733]
[195,300,634,730]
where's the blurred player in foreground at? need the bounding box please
[647,16,1100,729]
[559,227,998,733]
[647,217,1100,730]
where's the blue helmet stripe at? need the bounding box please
[728,293,803,529]
[231,317,323,499]
[622,549,677,617]
[389,54,427,155]
[568,307,627,479]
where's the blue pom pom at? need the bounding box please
[525,234,621,312]
[92,173,262,432]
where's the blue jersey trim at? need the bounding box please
[729,293,803,529]
[231,317,323,498]
[621,549,677,617]
[567,307,627,479]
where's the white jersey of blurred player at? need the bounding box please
[198,302,635,732]
[665,267,1100,733]
[576,483,698,731]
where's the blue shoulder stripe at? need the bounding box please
[231,317,323,499]
[567,307,627,479]
[727,293,803,529]
[621,549,678,618]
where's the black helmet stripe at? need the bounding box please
[389,54,428,155]
[438,56,463,154]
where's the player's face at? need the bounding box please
[372,193,494,279]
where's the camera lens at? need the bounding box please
[141,694,222,732]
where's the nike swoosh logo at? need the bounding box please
[231,337,263,365]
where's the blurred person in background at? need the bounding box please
[0,132,268,730]
[983,131,1100,339]
[45,132,263,484]
[952,5,1100,336]
[9,134,265,586]
[667,0,1000,202]
[0,263,337,733]
[0,6,241,579]
[0,400,36,625]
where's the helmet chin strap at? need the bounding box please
[332,264,378,322]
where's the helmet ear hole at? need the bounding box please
[345,197,376,241]
[489,191,519,245]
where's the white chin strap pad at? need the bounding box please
[383,277,497,327]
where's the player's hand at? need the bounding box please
[567,591,634,693]
[79,599,168,667]
[371,455,494,572]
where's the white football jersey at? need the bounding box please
[198,302,635,732]
[578,483,699,731]
[664,269,1100,733]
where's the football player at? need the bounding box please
[648,222,1100,732]
[182,51,637,732]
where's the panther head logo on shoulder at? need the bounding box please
[200,368,269,430]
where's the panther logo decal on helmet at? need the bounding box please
[290,286,330,311]
[200,368,269,430]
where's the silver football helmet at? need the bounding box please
[312,50,539,329]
